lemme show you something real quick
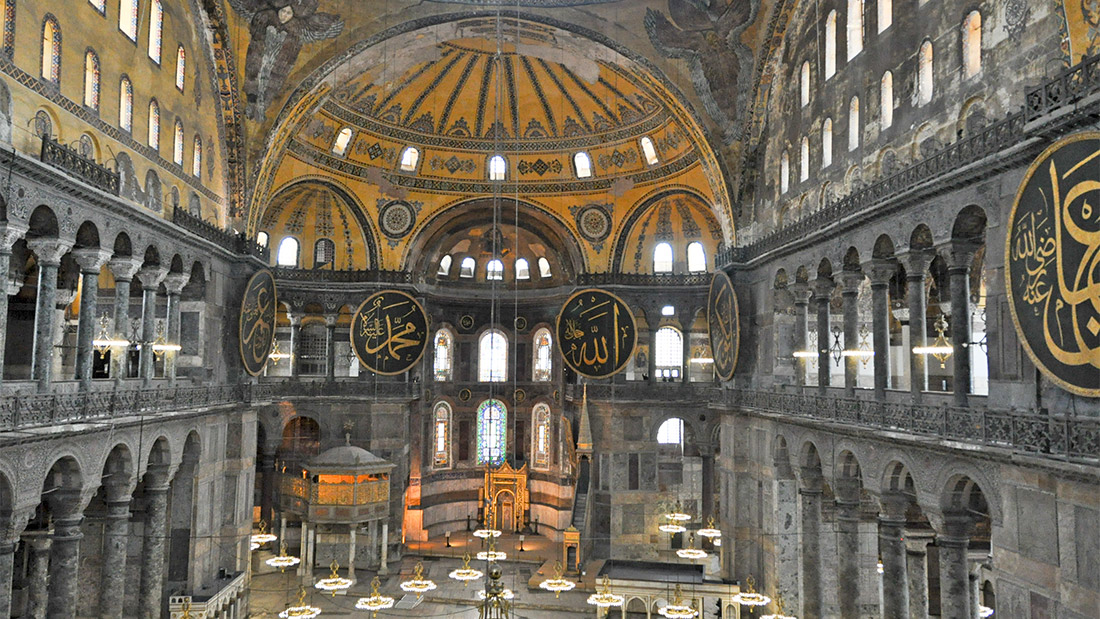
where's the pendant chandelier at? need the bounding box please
[399,561,438,598]
[913,313,953,368]
[314,560,353,596]
[732,575,771,607]
[250,519,277,546]
[978,606,994,618]
[658,585,698,619]
[448,553,483,586]
[476,539,507,562]
[658,517,687,535]
[279,586,322,619]
[265,542,301,572]
[697,517,722,539]
[664,501,692,522]
[538,561,576,597]
[355,577,395,618]
[473,527,502,539]
[477,588,515,600]
[587,575,625,609]
[675,533,707,560]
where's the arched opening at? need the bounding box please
[532,328,553,381]
[655,326,683,381]
[479,330,507,382]
[433,329,453,381]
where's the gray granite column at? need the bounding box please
[107,257,141,383]
[137,266,168,388]
[800,473,824,619]
[46,513,83,618]
[288,308,303,378]
[790,283,812,387]
[99,495,132,618]
[325,313,337,381]
[139,475,171,619]
[947,244,978,408]
[840,271,863,395]
[379,521,389,575]
[72,249,113,390]
[25,533,50,619]
[0,222,28,391]
[163,273,188,386]
[865,260,895,400]
[834,489,862,618]
[906,532,934,618]
[879,494,910,619]
[812,277,835,394]
[902,251,934,401]
[937,514,974,619]
[0,509,29,619]
[775,478,801,612]
[26,238,73,392]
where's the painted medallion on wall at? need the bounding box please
[556,288,636,379]
[239,269,277,376]
[350,290,429,375]
[708,270,740,381]
[1006,131,1100,396]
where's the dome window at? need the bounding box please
[400,146,419,171]
[654,242,673,273]
[574,152,592,178]
[661,305,675,317]
[438,254,452,276]
[332,127,353,156]
[460,257,476,278]
[276,237,299,267]
[488,155,506,181]
[640,137,659,165]
[687,242,707,273]
[487,259,504,281]
[515,258,530,280]
[538,257,552,278]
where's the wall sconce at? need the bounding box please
[92,314,129,357]
[913,314,953,368]
[268,339,291,365]
[841,325,874,366]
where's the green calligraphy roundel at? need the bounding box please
[238,269,278,377]
[1006,131,1100,397]
[350,290,429,376]
[556,288,636,379]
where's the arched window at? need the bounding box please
[119,77,133,132]
[822,118,833,168]
[173,120,184,165]
[148,99,160,150]
[880,71,893,130]
[781,151,790,194]
[687,242,706,273]
[314,238,335,266]
[486,259,504,281]
[437,254,452,276]
[532,328,553,381]
[488,155,506,181]
[256,231,269,248]
[276,237,299,267]
[332,127,353,156]
[825,11,837,79]
[655,326,683,379]
[640,136,659,165]
[479,330,507,382]
[574,151,592,178]
[515,258,530,280]
[800,61,810,107]
[963,11,982,78]
[175,46,186,91]
[848,96,860,151]
[120,0,138,40]
[192,135,202,177]
[400,146,419,171]
[918,40,934,105]
[476,399,506,466]
[538,257,552,278]
[433,402,452,468]
[657,417,685,446]
[654,242,673,273]
[532,403,551,469]
[84,49,100,110]
[800,136,810,181]
[433,330,453,381]
[41,16,60,83]
[148,0,163,63]
[878,0,892,33]
[460,257,475,278]
[847,0,863,60]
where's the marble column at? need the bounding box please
[72,249,113,390]
[288,310,303,378]
[865,260,895,400]
[906,532,934,618]
[163,273,189,386]
[680,310,692,383]
[99,495,132,618]
[139,476,171,619]
[878,494,910,619]
[324,313,337,381]
[107,257,142,384]
[946,243,979,407]
[46,513,84,618]
[26,237,73,392]
[0,509,29,618]
[379,521,389,575]
[700,445,714,519]
[799,474,824,619]
[812,277,835,394]
[790,282,812,386]
[297,522,310,577]
[834,488,862,618]
[0,222,27,391]
[840,271,863,396]
[902,251,934,401]
[137,265,168,388]
[348,525,357,581]
[26,533,51,619]
[937,514,974,619]
[259,450,276,527]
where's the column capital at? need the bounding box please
[107,256,143,282]
[71,247,114,274]
[839,270,864,294]
[0,222,28,252]
[899,248,936,277]
[136,264,169,289]
[789,281,813,305]
[833,477,862,504]
[936,510,975,543]
[863,258,897,286]
[812,276,835,301]
[288,311,304,327]
[944,240,982,271]
[25,237,73,266]
[904,529,936,553]
[799,470,824,493]
[162,272,189,295]
[879,491,911,522]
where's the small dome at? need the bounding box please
[309,444,388,469]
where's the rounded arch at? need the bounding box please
[74,221,100,249]
[816,257,833,279]
[142,244,161,267]
[909,224,934,251]
[842,246,861,272]
[952,205,987,242]
[143,435,172,472]
[43,455,82,495]
[612,189,722,274]
[27,205,59,238]
[872,234,896,259]
[881,459,916,495]
[799,439,823,472]
[261,178,377,270]
[279,415,322,458]
[112,231,132,257]
[836,449,862,480]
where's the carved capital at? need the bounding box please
[944,240,981,272]
[71,248,114,274]
[136,265,169,289]
[0,222,28,252]
[863,258,897,286]
[162,272,190,295]
[899,248,935,279]
[812,276,835,301]
[324,313,339,328]
[25,237,73,266]
[839,270,865,294]
[107,256,142,282]
[789,281,813,305]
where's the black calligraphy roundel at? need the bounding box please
[1007,131,1100,397]
[238,269,277,377]
[556,288,636,379]
[708,270,740,381]
[350,290,429,376]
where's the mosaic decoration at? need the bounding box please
[1059,0,1100,62]
[1006,132,1100,396]
[239,269,277,376]
[518,159,562,176]
[476,399,506,466]
[556,289,636,379]
[1003,0,1030,41]
[430,155,476,174]
[708,270,740,381]
[597,148,638,170]
[350,290,429,376]
[33,110,51,138]
[573,204,612,248]
[2,0,13,57]
[378,199,419,241]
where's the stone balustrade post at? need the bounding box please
[0,222,28,391]
[790,282,812,387]
[136,265,168,388]
[26,237,74,392]
[878,493,910,619]
[840,271,864,395]
[72,248,114,390]
[162,273,189,386]
[865,260,896,401]
[812,277,835,394]
[901,250,934,401]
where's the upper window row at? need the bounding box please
[654,241,708,274]
[438,255,553,281]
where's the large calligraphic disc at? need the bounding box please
[1006,131,1100,396]
[556,288,636,379]
[238,269,277,376]
[708,271,740,381]
[350,290,429,376]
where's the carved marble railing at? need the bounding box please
[1025,52,1100,122]
[40,135,120,195]
[168,570,247,619]
[171,207,269,262]
[259,378,418,399]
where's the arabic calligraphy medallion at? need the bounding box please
[239,269,277,377]
[708,271,740,381]
[1006,131,1100,396]
[350,290,429,376]
[556,288,636,379]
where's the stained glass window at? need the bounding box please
[88,0,105,14]
[433,402,451,468]
[478,330,507,382]
[192,135,201,177]
[148,99,160,150]
[173,119,184,165]
[148,0,163,63]
[41,16,60,83]
[120,0,137,40]
[532,403,551,469]
[532,328,552,381]
[84,49,100,110]
[176,46,186,91]
[433,330,452,381]
[476,399,506,466]
[2,0,15,57]
[119,77,133,132]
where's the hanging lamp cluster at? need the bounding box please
[448,553,483,585]
[538,561,576,597]
[314,560,353,596]
[266,542,301,572]
[250,519,277,546]
[587,575,625,609]
[399,561,438,598]
[355,577,395,618]
[279,586,322,619]
[658,585,698,618]
[732,575,772,607]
